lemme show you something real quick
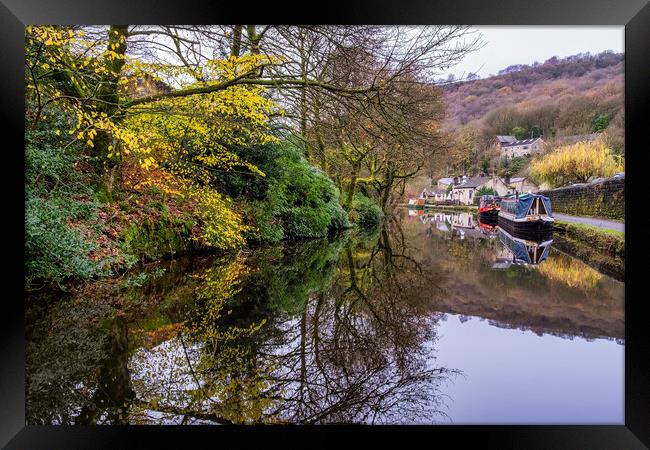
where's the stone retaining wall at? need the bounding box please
[538,175,624,220]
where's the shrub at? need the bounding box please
[499,155,528,177]
[227,142,350,242]
[25,103,111,289]
[476,186,498,197]
[191,187,248,251]
[591,113,610,132]
[25,196,110,289]
[529,140,624,188]
[349,193,383,228]
[119,214,196,262]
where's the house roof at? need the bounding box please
[496,135,516,144]
[437,177,454,185]
[454,176,491,189]
[430,189,448,195]
[510,177,526,183]
[501,137,542,147]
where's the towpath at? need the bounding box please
[553,213,624,233]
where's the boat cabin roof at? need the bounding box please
[501,192,548,202]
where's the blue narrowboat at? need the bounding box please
[497,193,554,236]
[496,227,553,266]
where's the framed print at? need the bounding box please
[2,0,649,447]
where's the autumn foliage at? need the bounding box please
[529,140,624,188]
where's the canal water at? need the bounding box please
[25,209,624,425]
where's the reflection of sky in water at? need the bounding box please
[432,313,624,424]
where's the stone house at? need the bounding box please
[496,136,545,158]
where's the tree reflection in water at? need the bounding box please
[124,222,458,424]
[26,210,624,425]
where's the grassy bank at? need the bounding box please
[553,220,624,256]
[552,220,624,281]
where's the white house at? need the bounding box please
[451,176,513,205]
[427,188,453,202]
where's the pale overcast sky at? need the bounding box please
[443,26,624,80]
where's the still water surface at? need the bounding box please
[26,209,624,424]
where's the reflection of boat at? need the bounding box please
[478,195,500,217]
[477,214,498,235]
[495,227,553,267]
[498,193,554,236]
[408,198,425,208]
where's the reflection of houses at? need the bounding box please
[496,135,544,158]
[451,212,475,229]
[451,176,511,205]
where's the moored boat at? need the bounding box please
[478,195,500,218]
[497,193,554,237]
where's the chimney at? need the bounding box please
[504,175,511,186]
[453,176,459,185]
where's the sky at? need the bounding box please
[442,26,624,80]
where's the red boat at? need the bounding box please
[479,195,500,216]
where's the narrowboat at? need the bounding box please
[497,193,554,236]
[478,195,500,218]
[495,227,553,267]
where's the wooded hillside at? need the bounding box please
[435,51,624,178]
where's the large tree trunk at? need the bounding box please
[231,25,243,57]
[93,25,128,199]
[344,163,360,211]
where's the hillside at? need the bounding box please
[434,51,624,179]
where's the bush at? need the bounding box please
[348,193,383,228]
[592,113,610,132]
[25,103,111,289]
[192,187,248,251]
[476,186,498,197]
[119,214,195,262]
[529,140,624,188]
[228,142,351,242]
[499,155,528,177]
[25,196,110,289]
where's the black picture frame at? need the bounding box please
[2,0,649,447]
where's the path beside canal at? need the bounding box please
[554,213,624,233]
